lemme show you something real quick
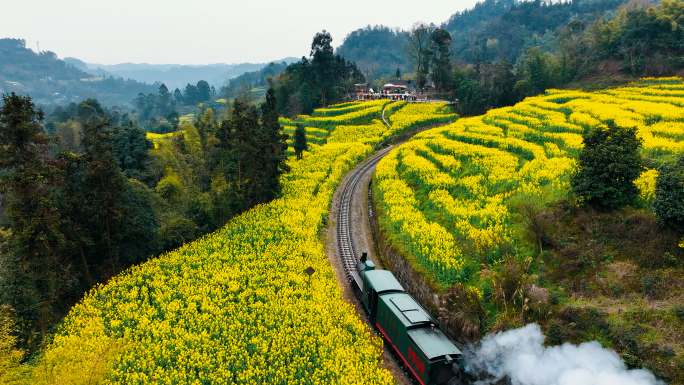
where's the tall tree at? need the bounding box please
[310,30,335,107]
[54,149,95,289]
[524,47,549,96]
[294,123,308,160]
[653,155,684,232]
[173,88,184,105]
[216,100,260,214]
[111,125,154,178]
[429,28,454,91]
[299,82,313,115]
[184,83,199,105]
[196,80,211,103]
[157,83,172,117]
[0,93,63,345]
[79,120,126,273]
[404,23,432,86]
[259,85,290,201]
[70,119,158,279]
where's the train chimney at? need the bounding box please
[360,252,367,263]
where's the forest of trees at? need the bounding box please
[331,0,684,116]
[335,0,630,77]
[273,30,366,117]
[0,88,289,353]
[222,61,290,99]
[334,25,408,78]
[132,81,218,128]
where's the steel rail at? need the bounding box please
[335,147,392,286]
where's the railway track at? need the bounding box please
[335,146,392,288]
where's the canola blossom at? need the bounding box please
[300,100,390,127]
[374,78,684,289]
[29,101,458,384]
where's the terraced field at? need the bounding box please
[373,78,684,382]
[375,78,684,290]
[13,101,457,384]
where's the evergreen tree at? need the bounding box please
[571,121,644,208]
[525,47,548,96]
[167,111,180,127]
[310,30,335,107]
[653,155,684,232]
[294,123,308,160]
[490,58,518,107]
[111,125,154,178]
[0,93,64,345]
[173,88,183,105]
[196,80,211,103]
[429,29,453,91]
[184,83,199,105]
[259,86,290,201]
[63,119,159,280]
[157,83,171,117]
[54,149,95,288]
[79,120,126,272]
[216,100,260,214]
[300,82,313,115]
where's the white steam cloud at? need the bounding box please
[465,324,665,385]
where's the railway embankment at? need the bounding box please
[368,183,464,345]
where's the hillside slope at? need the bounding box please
[334,0,629,76]
[373,78,684,383]
[4,100,458,384]
[0,38,157,106]
[88,58,298,90]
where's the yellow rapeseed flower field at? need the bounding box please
[374,78,684,290]
[19,101,457,384]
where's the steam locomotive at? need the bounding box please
[352,253,468,385]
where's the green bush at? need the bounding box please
[571,121,644,208]
[653,155,684,232]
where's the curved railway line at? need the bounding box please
[329,106,463,385]
[335,146,392,287]
[331,144,420,385]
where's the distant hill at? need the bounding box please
[335,26,408,77]
[443,0,627,63]
[335,0,629,76]
[87,58,299,91]
[0,38,298,107]
[0,38,157,107]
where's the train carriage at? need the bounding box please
[357,263,466,385]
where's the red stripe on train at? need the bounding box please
[376,322,427,385]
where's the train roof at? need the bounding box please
[380,292,435,327]
[379,292,462,359]
[408,327,462,361]
[364,270,405,294]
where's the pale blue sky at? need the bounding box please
[1,0,479,65]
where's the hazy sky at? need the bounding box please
[2,0,480,65]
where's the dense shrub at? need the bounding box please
[571,121,644,209]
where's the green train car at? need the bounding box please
[357,261,467,385]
